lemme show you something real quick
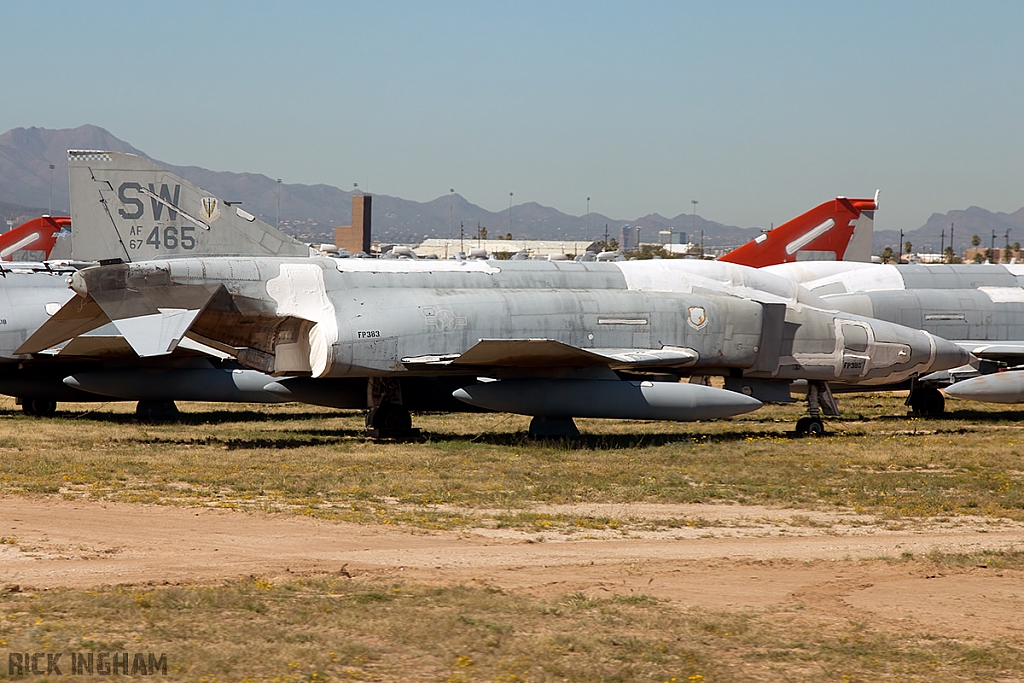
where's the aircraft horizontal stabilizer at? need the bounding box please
[107,307,205,357]
[16,297,111,355]
[90,283,220,358]
[17,280,221,358]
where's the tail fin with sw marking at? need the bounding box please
[67,150,313,262]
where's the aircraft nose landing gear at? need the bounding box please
[795,415,825,436]
[795,381,837,436]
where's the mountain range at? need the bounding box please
[1,125,1020,255]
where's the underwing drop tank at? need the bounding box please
[452,378,762,421]
[944,371,1024,404]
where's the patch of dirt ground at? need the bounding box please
[1,496,1022,643]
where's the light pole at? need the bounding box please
[48,164,55,215]
[691,200,699,256]
[449,189,455,242]
[585,196,590,239]
[508,192,513,236]
[276,179,282,229]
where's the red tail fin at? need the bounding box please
[719,194,877,268]
[0,216,70,261]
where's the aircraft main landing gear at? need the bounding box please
[19,398,57,417]
[365,378,417,439]
[907,381,945,417]
[366,402,413,432]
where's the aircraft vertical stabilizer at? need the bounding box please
[720,194,878,268]
[0,215,70,261]
[67,151,313,262]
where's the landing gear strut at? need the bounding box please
[795,381,837,436]
[365,378,416,438]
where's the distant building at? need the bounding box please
[334,195,372,254]
[964,247,1020,263]
[413,238,599,259]
[619,225,634,252]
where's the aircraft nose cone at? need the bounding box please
[926,333,972,373]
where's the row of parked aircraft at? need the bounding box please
[0,150,1019,436]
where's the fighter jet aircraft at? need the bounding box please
[764,260,1024,412]
[18,152,968,436]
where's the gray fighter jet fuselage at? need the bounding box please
[9,149,971,433]
[22,252,970,434]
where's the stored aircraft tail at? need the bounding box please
[67,150,313,262]
[719,192,878,268]
[0,215,70,261]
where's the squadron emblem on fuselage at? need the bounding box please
[200,196,221,221]
[687,306,708,329]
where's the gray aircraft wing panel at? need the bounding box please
[450,339,610,368]
[958,341,1024,364]
[589,346,699,368]
[402,339,698,371]
[16,297,112,354]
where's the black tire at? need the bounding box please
[910,387,945,417]
[795,416,811,434]
[368,403,412,431]
[23,399,56,417]
[805,418,825,436]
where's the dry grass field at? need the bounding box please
[0,392,1022,681]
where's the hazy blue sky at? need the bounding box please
[3,1,1022,230]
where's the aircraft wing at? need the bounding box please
[958,341,1024,365]
[401,339,698,372]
